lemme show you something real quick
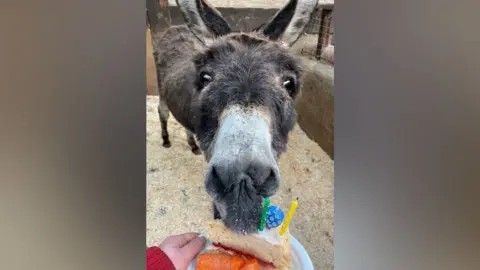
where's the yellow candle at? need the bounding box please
[279,198,298,236]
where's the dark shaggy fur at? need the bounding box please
[152,0,317,233]
[193,33,303,158]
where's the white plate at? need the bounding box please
[187,235,314,270]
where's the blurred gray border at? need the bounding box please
[1,0,480,269]
[335,0,480,269]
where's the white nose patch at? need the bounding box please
[211,109,274,165]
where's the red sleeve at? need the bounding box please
[146,246,175,270]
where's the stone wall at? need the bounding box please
[291,35,334,159]
[295,59,334,159]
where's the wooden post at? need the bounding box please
[159,0,168,8]
[146,0,167,95]
[146,0,166,33]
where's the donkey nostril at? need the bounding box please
[250,164,278,185]
[207,165,226,195]
[254,167,280,197]
[262,168,278,185]
[268,169,278,181]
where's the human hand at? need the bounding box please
[160,232,206,270]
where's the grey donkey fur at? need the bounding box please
[152,0,317,234]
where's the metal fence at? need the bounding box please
[300,4,334,65]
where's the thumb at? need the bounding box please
[180,236,206,262]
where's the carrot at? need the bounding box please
[231,256,246,269]
[240,258,259,270]
[231,256,245,270]
[196,253,246,270]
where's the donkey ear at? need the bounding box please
[259,0,317,46]
[176,0,231,39]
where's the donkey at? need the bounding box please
[152,0,317,234]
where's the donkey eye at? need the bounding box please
[282,77,295,91]
[200,72,212,86]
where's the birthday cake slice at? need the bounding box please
[204,219,291,269]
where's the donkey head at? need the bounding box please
[176,0,317,234]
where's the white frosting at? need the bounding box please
[255,226,287,245]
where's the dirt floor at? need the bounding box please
[146,30,334,269]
